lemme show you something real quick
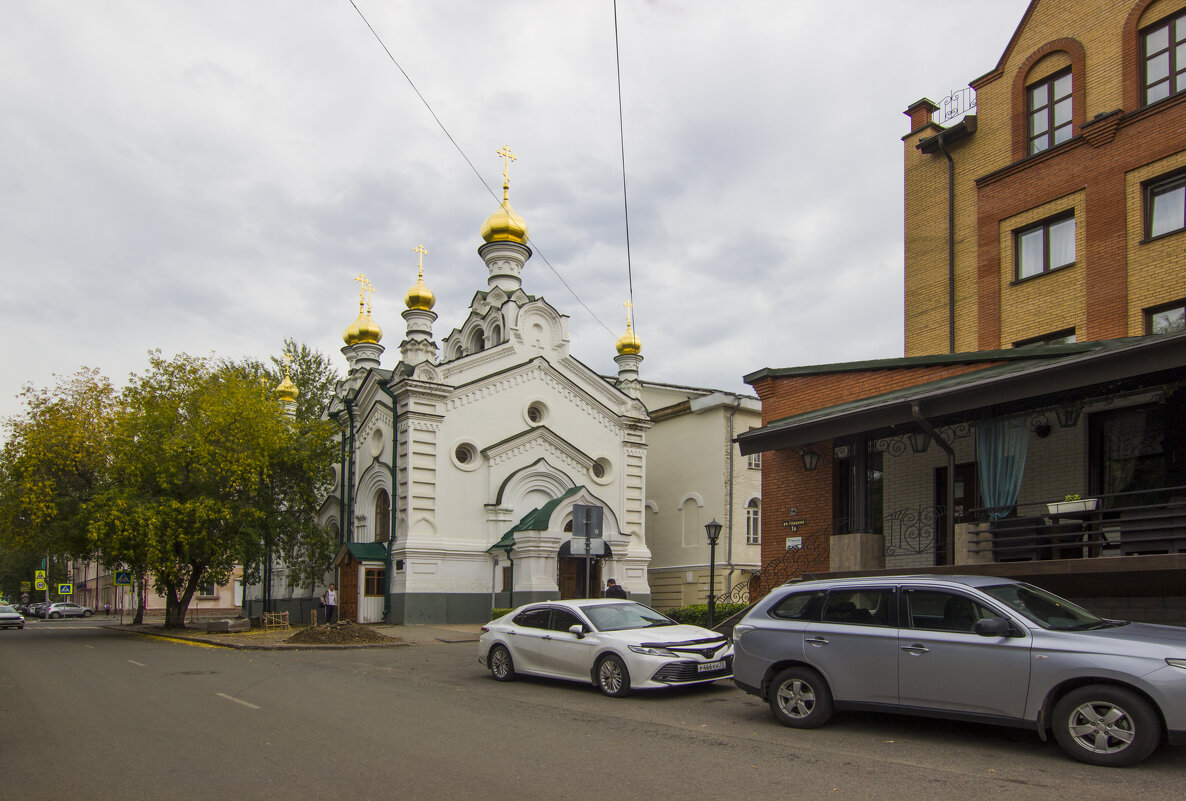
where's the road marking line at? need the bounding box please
[128,660,146,667]
[84,645,95,649]
[217,692,260,710]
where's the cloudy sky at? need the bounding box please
[0,0,1032,424]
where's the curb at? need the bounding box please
[102,625,409,650]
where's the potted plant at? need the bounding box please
[1047,494,1098,515]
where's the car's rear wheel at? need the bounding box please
[50,612,61,619]
[768,667,834,729]
[1051,685,1161,767]
[488,645,516,682]
[83,610,93,617]
[596,654,632,697]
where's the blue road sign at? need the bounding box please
[114,571,132,586]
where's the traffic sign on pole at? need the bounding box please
[114,571,132,586]
[58,583,73,595]
[35,579,46,591]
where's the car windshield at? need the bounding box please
[583,603,674,632]
[981,582,1115,630]
[0,605,15,613]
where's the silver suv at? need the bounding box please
[732,575,1186,766]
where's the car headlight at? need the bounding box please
[628,645,678,658]
[1167,658,1186,669]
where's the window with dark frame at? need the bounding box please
[1028,68,1073,154]
[1146,170,1186,239]
[1014,328,1077,348]
[1146,299,1186,335]
[364,568,386,597]
[1016,213,1076,279]
[374,489,390,543]
[1143,8,1186,106]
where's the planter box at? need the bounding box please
[1047,498,1098,515]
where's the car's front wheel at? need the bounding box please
[488,645,516,682]
[1051,685,1161,767]
[83,610,93,617]
[768,666,834,729]
[596,654,632,697]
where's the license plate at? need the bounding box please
[697,660,725,673]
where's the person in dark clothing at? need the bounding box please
[604,578,627,599]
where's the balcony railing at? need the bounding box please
[963,486,1186,562]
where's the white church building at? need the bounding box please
[244,158,762,625]
[316,168,654,624]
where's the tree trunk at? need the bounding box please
[163,567,204,628]
[132,573,145,625]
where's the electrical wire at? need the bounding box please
[345,0,621,339]
[613,0,637,339]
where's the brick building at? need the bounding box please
[738,0,1186,620]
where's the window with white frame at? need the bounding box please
[747,452,761,470]
[746,498,761,545]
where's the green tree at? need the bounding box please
[234,341,340,600]
[0,368,115,560]
[88,352,289,627]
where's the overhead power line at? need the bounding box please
[345,0,622,340]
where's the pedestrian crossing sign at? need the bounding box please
[58,583,73,595]
[114,571,132,586]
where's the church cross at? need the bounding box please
[497,145,517,200]
[624,299,634,329]
[354,272,376,314]
[414,244,428,277]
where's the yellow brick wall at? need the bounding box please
[904,0,1186,355]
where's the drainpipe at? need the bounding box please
[935,135,956,354]
[912,402,955,565]
[726,397,741,595]
[343,395,356,547]
[375,382,400,623]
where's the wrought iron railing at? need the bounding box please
[715,579,751,605]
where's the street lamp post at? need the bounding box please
[705,519,722,628]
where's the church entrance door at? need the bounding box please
[338,560,359,623]
[558,556,601,600]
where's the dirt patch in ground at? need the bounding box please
[284,622,399,645]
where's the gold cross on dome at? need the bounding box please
[413,244,428,277]
[623,299,634,329]
[282,351,294,378]
[354,273,376,314]
[497,145,517,199]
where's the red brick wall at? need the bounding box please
[750,362,999,425]
[757,442,834,598]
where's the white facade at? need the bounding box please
[310,191,653,624]
[639,385,763,609]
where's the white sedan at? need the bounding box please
[478,599,733,696]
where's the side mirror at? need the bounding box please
[975,616,1015,637]
[568,624,586,639]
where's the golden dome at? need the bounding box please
[480,198,529,244]
[615,323,642,355]
[404,267,435,311]
[343,301,383,346]
[274,375,299,403]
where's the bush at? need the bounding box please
[489,608,513,621]
[665,602,748,627]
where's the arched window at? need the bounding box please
[746,498,761,545]
[374,489,390,543]
[468,328,486,354]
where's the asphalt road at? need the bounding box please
[2,618,1184,800]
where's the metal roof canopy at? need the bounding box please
[737,334,1186,455]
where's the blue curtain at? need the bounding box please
[976,417,1029,520]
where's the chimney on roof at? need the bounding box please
[905,98,939,132]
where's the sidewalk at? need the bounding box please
[105,619,484,650]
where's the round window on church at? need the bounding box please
[369,427,385,458]
[452,441,481,471]
[525,400,549,426]
[589,457,613,485]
